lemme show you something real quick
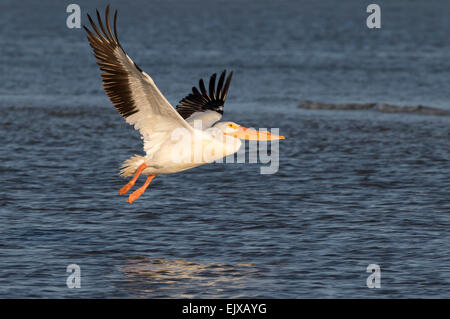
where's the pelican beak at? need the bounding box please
[225,126,285,141]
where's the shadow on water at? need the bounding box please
[117,256,262,298]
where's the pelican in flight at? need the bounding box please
[84,6,285,203]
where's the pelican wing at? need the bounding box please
[84,6,193,155]
[176,70,233,129]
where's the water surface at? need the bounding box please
[0,0,449,298]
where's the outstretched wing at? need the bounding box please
[83,6,193,155]
[176,70,233,129]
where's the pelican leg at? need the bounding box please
[119,163,147,195]
[127,175,157,204]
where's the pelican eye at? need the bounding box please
[228,123,234,128]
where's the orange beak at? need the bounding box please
[225,126,285,141]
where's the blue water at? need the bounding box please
[0,0,449,298]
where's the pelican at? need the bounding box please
[84,6,285,203]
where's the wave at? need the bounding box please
[298,101,450,116]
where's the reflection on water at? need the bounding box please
[118,256,262,298]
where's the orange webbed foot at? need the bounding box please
[119,182,135,195]
[127,187,146,204]
[126,175,156,204]
[118,163,147,195]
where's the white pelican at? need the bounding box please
[84,6,285,203]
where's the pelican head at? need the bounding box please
[213,121,285,141]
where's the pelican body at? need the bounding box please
[84,7,284,203]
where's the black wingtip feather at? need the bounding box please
[84,7,140,119]
[176,70,233,119]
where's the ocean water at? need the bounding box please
[0,0,449,298]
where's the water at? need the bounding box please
[0,0,449,298]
